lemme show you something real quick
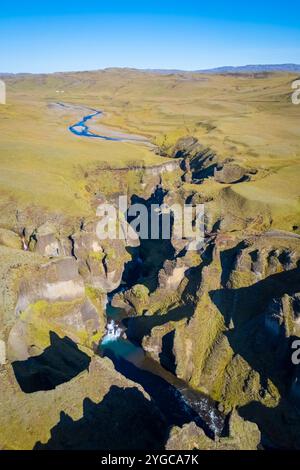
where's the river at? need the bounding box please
[70,105,224,443]
[56,102,150,143]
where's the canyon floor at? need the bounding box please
[0,69,300,450]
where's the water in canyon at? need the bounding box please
[99,189,224,441]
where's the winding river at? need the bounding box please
[99,227,223,440]
[56,102,150,144]
[100,300,224,439]
[67,104,224,443]
[69,110,120,141]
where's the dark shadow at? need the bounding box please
[220,240,248,288]
[210,266,300,328]
[159,330,176,374]
[128,187,175,292]
[12,332,90,393]
[123,241,215,345]
[192,163,217,181]
[106,246,143,302]
[34,386,167,450]
[278,249,293,268]
[238,398,300,450]
[209,265,300,448]
[123,303,193,345]
[103,350,222,439]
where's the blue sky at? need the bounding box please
[0,1,299,73]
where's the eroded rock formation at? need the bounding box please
[1,135,300,450]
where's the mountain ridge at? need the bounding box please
[1,64,300,76]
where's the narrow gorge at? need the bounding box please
[1,99,300,451]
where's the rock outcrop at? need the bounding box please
[0,355,158,450]
[166,409,261,450]
[112,284,150,316]
[1,135,300,450]
[71,216,139,292]
[15,257,85,314]
[29,222,68,257]
[214,163,247,184]
[0,243,107,366]
[0,229,23,250]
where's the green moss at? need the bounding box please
[228,270,258,289]
[199,334,234,399]
[85,285,106,300]
[220,354,280,413]
[131,284,149,299]
[18,296,105,353]
[88,251,105,262]
[160,169,182,191]
[125,169,145,195]
[105,247,116,260]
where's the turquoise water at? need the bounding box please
[100,303,224,438]
[68,108,148,143]
[98,187,224,439]
[105,303,124,321]
[69,110,121,141]
[101,336,145,364]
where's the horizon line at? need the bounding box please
[1,63,300,76]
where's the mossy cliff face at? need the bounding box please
[124,136,300,449]
[111,252,199,317]
[0,206,161,450]
[144,231,300,448]
[1,130,300,450]
[166,409,261,450]
[0,194,141,365]
[0,356,154,450]
[71,223,134,292]
[0,254,106,363]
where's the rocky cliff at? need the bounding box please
[1,136,300,449]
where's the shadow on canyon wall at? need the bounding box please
[211,265,300,328]
[209,264,300,448]
[103,350,218,439]
[129,188,175,293]
[12,332,90,393]
[123,242,215,346]
[159,330,176,375]
[34,386,167,450]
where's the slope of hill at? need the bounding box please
[198,64,300,74]
[1,69,300,450]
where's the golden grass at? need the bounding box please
[0,69,300,221]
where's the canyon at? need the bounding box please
[0,69,300,450]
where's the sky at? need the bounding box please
[0,1,299,73]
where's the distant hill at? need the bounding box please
[139,64,300,75]
[196,64,300,74]
[1,64,300,77]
